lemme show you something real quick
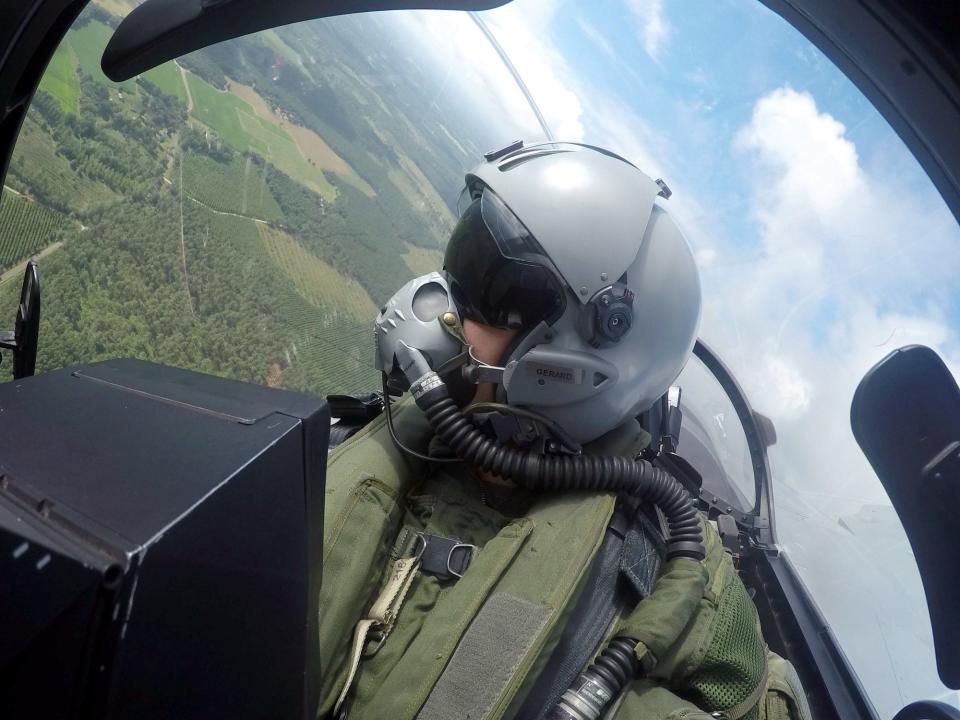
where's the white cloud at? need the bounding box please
[755,353,811,419]
[394,17,960,526]
[716,86,960,515]
[575,15,616,60]
[626,0,671,60]
[396,3,585,142]
[695,84,960,714]
[694,246,718,268]
[734,87,863,226]
[481,6,586,140]
[378,15,960,712]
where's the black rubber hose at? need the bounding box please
[588,636,640,690]
[416,387,704,561]
[545,636,641,720]
[406,368,704,712]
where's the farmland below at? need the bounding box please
[0,191,70,272]
[0,3,486,394]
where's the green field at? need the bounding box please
[186,73,267,152]
[0,193,67,272]
[262,30,307,74]
[69,21,137,92]
[259,224,376,321]
[92,0,137,17]
[38,44,79,114]
[142,62,188,103]
[185,72,336,200]
[63,20,182,105]
[182,153,284,221]
[1,6,460,396]
[401,242,444,276]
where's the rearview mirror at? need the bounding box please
[101,0,510,82]
[851,345,960,689]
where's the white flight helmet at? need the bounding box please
[442,142,702,443]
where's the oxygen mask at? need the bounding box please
[375,271,480,406]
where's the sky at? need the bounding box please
[388,0,960,714]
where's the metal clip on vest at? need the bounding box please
[416,532,477,581]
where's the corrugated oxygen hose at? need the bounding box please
[542,637,642,720]
[419,393,704,561]
[398,346,706,718]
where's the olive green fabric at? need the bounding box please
[761,651,812,720]
[615,557,708,672]
[604,666,811,720]
[622,518,768,720]
[317,399,433,714]
[416,593,551,720]
[686,572,767,718]
[316,404,646,719]
[347,475,614,719]
[606,680,710,719]
[606,524,811,720]
[316,402,794,720]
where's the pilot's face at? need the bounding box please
[462,319,518,404]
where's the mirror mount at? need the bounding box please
[101,0,511,82]
[851,344,960,689]
[0,260,41,379]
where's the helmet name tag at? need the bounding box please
[528,364,583,384]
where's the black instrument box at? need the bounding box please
[0,359,329,719]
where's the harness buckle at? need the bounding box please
[416,532,477,581]
[446,543,478,579]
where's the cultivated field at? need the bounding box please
[142,62,188,103]
[38,44,79,114]
[401,242,444,276]
[182,153,284,222]
[187,210,377,394]
[186,73,337,201]
[0,193,67,272]
[230,81,375,197]
[4,5,472,399]
[70,21,137,92]
[258,223,377,322]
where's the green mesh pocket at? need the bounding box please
[685,573,767,719]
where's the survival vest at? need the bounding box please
[315,399,811,720]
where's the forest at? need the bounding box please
[0,3,466,394]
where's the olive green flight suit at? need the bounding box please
[316,400,810,720]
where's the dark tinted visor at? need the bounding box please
[444,189,566,330]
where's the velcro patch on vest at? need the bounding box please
[416,593,550,720]
[621,522,664,600]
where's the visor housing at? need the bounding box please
[444,189,566,330]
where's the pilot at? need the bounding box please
[317,143,810,720]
